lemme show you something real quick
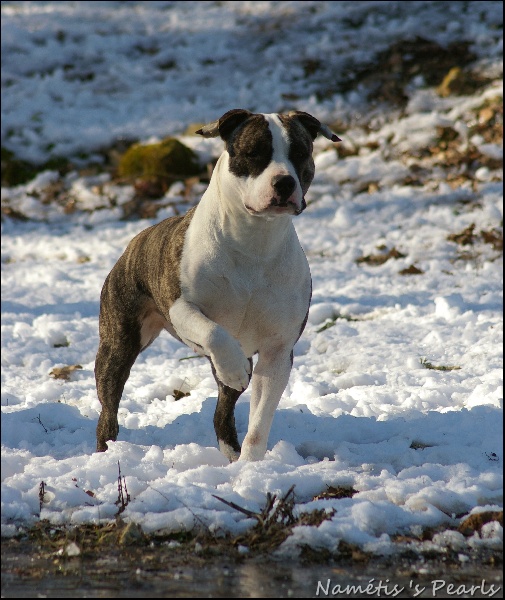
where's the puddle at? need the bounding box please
[2,539,503,598]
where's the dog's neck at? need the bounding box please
[200,153,296,259]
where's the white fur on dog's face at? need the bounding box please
[223,113,315,218]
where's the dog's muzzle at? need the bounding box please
[294,197,307,215]
[272,175,296,200]
[269,175,305,215]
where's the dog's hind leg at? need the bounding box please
[95,333,140,452]
[210,358,253,462]
[95,273,163,452]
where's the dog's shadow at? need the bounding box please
[2,399,500,474]
[126,398,501,475]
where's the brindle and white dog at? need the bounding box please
[95,109,339,461]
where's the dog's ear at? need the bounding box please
[287,111,341,142]
[218,109,253,141]
[196,109,252,140]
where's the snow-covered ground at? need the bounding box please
[1,1,503,559]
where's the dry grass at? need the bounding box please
[420,358,461,372]
[356,247,406,266]
[312,485,357,501]
[214,485,336,554]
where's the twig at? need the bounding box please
[214,484,297,528]
[35,414,48,433]
[39,481,46,513]
[281,484,296,504]
[115,461,130,515]
[212,495,260,520]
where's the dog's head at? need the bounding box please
[196,109,340,217]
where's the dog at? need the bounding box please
[95,109,339,461]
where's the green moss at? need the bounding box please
[117,138,201,185]
[1,147,38,186]
[1,147,74,187]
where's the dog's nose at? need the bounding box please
[272,175,296,201]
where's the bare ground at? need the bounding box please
[2,521,503,598]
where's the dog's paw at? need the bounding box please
[214,355,251,391]
[219,441,240,463]
[210,337,251,391]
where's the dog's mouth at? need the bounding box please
[244,198,306,217]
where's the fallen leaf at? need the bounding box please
[399,264,424,275]
[50,365,83,381]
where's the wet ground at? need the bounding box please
[2,537,503,598]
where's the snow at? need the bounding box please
[1,1,503,558]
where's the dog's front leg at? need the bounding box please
[169,297,251,391]
[239,348,293,461]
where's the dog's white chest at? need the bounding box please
[177,191,311,356]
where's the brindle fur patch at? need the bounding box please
[279,115,316,194]
[95,207,197,451]
[226,115,273,179]
[210,358,253,454]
